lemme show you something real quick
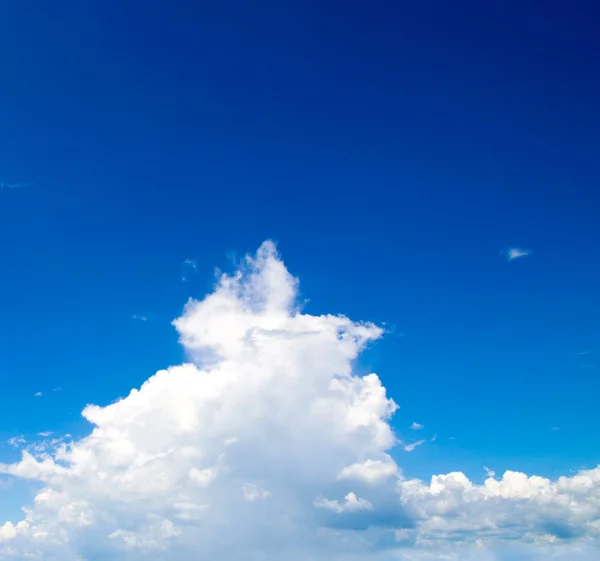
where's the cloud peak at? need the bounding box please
[0,241,598,560]
[0,241,399,559]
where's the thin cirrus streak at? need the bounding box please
[0,181,35,190]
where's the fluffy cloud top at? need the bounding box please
[0,242,598,560]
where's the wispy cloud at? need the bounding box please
[34,391,42,397]
[410,422,423,430]
[131,314,149,322]
[430,434,437,442]
[181,258,198,281]
[551,427,560,431]
[580,364,597,369]
[502,247,533,261]
[6,436,26,448]
[37,432,53,437]
[575,350,591,356]
[483,466,496,478]
[404,440,426,452]
[0,181,35,191]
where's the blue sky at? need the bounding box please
[0,2,600,558]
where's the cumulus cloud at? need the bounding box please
[503,247,533,261]
[314,492,373,514]
[0,241,598,560]
[398,468,600,546]
[337,459,398,486]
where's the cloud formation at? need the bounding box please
[0,241,598,560]
[6,437,26,449]
[404,440,426,452]
[131,314,149,322]
[503,247,533,261]
[410,422,423,430]
[399,468,600,545]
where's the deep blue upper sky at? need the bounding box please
[0,0,599,512]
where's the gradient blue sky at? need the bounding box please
[1,0,599,523]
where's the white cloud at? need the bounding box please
[314,492,373,514]
[131,314,149,322]
[483,466,496,478]
[337,458,398,485]
[398,468,600,546]
[410,422,423,430]
[0,241,598,560]
[37,432,53,438]
[6,436,26,448]
[503,247,533,261]
[33,392,42,397]
[404,440,426,452]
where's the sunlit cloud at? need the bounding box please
[0,242,597,561]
